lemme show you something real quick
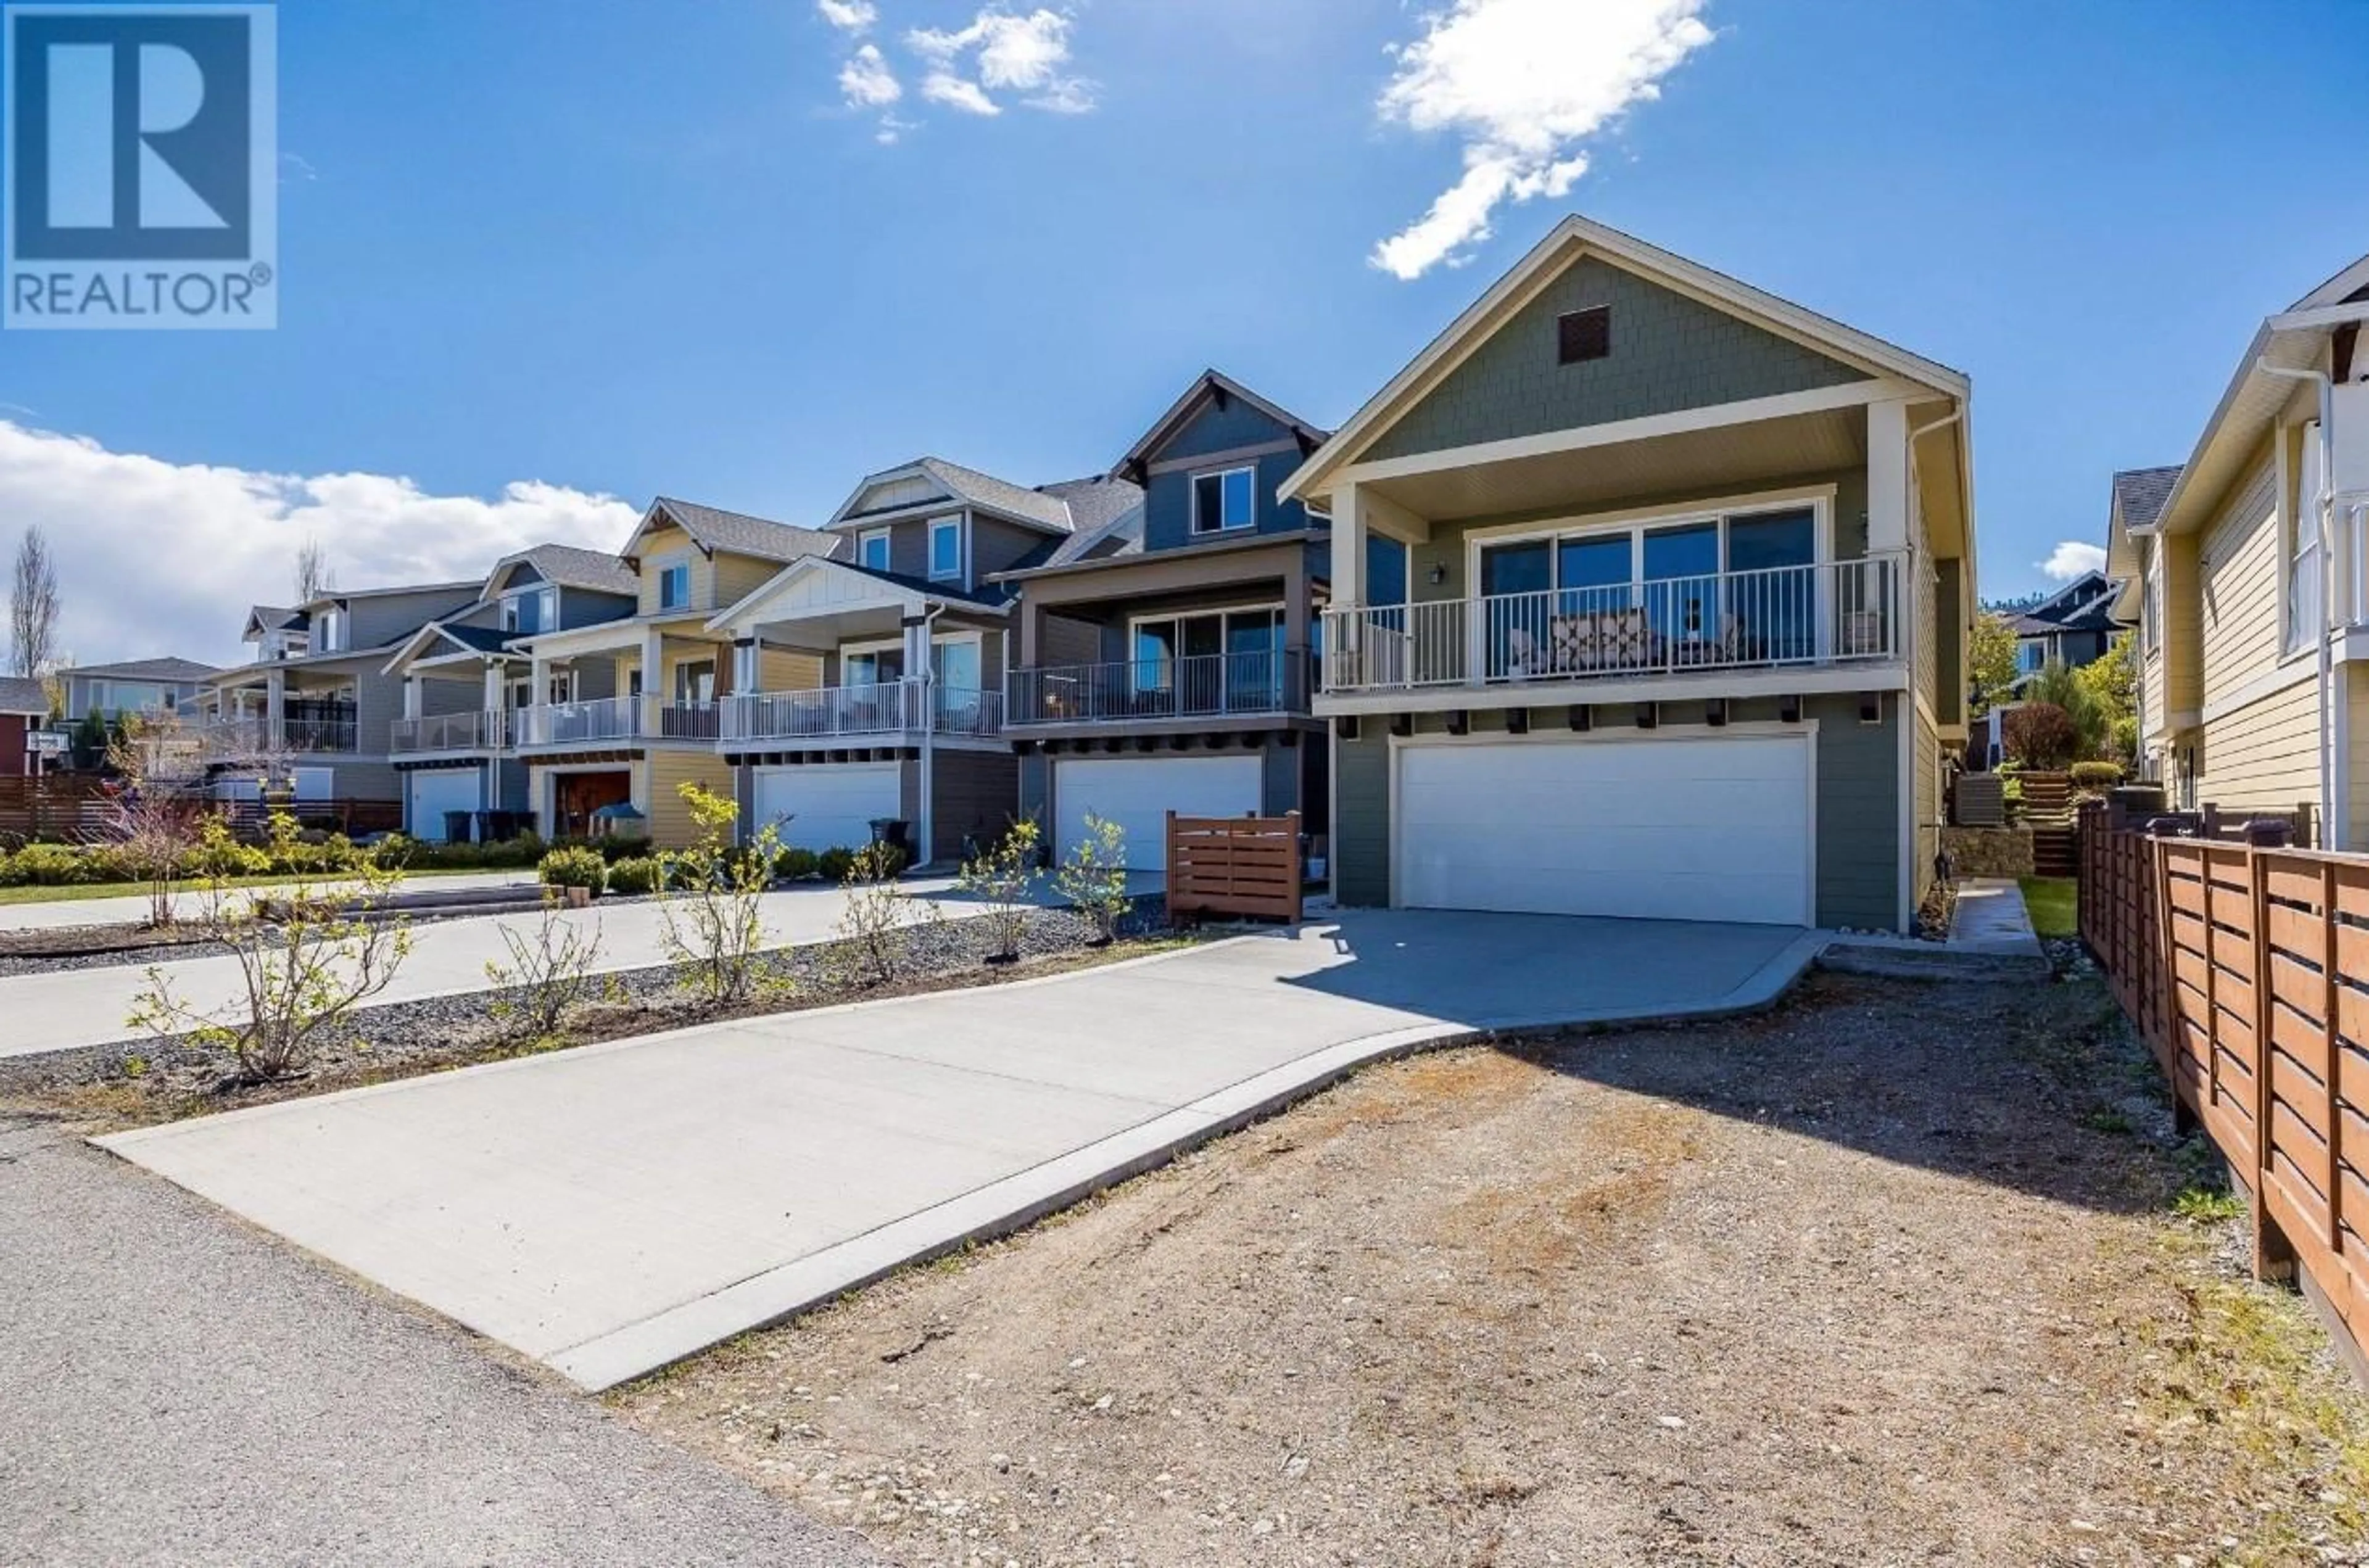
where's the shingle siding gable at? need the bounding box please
[1363,255,1872,463]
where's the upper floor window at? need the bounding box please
[656,558,691,611]
[1557,305,1612,365]
[859,528,891,572]
[502,586,558,634]
[2143,548,2163,654]
[313,609,344,653]
[1192,466,1257,535]
[2288,419,2325,656]
[928,517,963,582]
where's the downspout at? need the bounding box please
[2258,361,2339,848]
[1901,405,1964,927]
[916,600,946,867]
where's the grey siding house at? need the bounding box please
[1283,215,1977,934]
[995,370,1331,872]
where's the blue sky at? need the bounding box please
[4,0,2366,660]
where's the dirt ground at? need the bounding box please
[619,972,2369,1568]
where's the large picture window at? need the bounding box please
[1130,606,1284,712]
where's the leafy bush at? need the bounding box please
[816,846,856,883]
[959,819,1040,962]
[657,783,782,1003]
[2069,761,2125,793]
[539,845,608,893]
[605,856,666,896]
[774,845,821,882]
[1053,812,1131,943]
[833,841,916,986]
[484,888,610,1039]
[2001,702,2081,770]
[0,841,104,886]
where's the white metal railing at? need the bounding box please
[390,709,512,754]
[1320,555,1904,693]
[720,680,1002,743]
[194,711,359,757]
[1007,650,1310,725]
[518,695,719,747]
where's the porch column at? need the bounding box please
[482,661,503,713]
[263,667,284,746]
[1283,547,1311,702]
[640,625,665,725]
[1329,481,1365,608]
[1866,397,1913,554]
[402,677,423,720]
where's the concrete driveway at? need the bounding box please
[101,910,1816,1390]
[0,875,1020,1060]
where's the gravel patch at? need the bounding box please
[620,973,2369,1567]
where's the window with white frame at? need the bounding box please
[2017,640,2044,675]
[859,528,891,572]
[313,608,344,653]
[2289,420,2325,656]
[928,517,963,582]
[2143,545,2163,654]
[656,557,691,611]
[502,585,558,634]
[1191,466,1257,535]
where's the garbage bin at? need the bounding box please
[442,809,475,844]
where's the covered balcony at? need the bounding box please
[196,691,359,758]
[721,677,1001,743]
[516,693,719,749]
[1007,647,1312,726]
[389,708,513,756]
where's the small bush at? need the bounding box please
[2002,702,2080,770]
[1,842,101,886]
[816,846,856,883]
[539,845,608,893]
[775,845,820,881]
[2069,760,2125,793]
[605,856,665,896]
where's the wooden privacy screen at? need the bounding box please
[0,777,111,841]
[2080,807,2369,1352]
[1165,811,1302,924]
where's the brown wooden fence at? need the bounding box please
[1164,811,1302,924]
[2080,805,2369,1348]
[0,776,112,841]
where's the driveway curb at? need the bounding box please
[552,926,1824,1392]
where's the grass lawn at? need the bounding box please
[2019,875,2078,938]
[0,864,507,907]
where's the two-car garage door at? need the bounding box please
[1395,734,1813,926]
[1052,754,1262,872]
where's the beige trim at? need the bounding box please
[1313,661,1905,718]
[1281,213,1969,505]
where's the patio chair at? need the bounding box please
[1503,627,1543,680]
[1548,613,1601,672]
[1601,608,1653,670]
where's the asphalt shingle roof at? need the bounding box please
[837,560,1011,610]
[914,459,1077,532]
[506,543,637,596]
[2112,466,2183,532]
[650,497,841,564]
[0,675,51,714]
[246,605,307,633]
[66,656,220,682]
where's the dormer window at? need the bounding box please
[860,528,891,572]
[928,516,964,582]
[1191,466,1256,535]
[314,609,344,653]
[656,557,691,611]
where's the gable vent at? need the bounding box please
[1557,305,1611,365]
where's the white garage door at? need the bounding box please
[1395,735,1813,926]
[405,770,481,843]
[1054,753,1263,872]
[753,762,901,854]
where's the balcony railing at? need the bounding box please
[196,712,360,758]
[518,695,719,748]
[390,709,513,754]
[1320,555,1904,695]
[1006,650,1311,726]
[720,680,1003,743]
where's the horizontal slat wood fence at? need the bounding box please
[1165,811,1302,924]
[0,777,112,841]
[2080,804,2369,1352]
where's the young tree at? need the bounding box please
[832,840,914,986]
[2001,702,2081,770]
[484,888,610,1039]
[656,781,782,1002]
[2073,632,2138,762]
[958,819,1040,963]
[294,534,331,603]
[104,712,205,928]
[1967,611,2019,716]
[1052,812,1131,943]
[9,524,60,678]
[2021,659,2108,761]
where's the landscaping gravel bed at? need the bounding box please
[0,901,1173,1110]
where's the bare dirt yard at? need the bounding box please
[619,971,2369,1568]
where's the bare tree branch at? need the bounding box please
[294,534,331,604]
[9,524,61,678]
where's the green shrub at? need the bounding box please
[774,845,821,882]
[2069,760,2125,792]
[605,856,665,896]
[1,842,100,886]
[188,833,271,880]
[539,845,608,892]
[372,833,417,870]
[816,846,856,883]
[597,835,651,864]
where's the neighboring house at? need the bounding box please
[57,657,220,724]
[993,369,1331,872]
[511,497,840,846]
[2002,570,2123,687]
[380,543,640,841]
[197,581,481,806]
[1280,214,1977,934]
[0,676,48,777]
[2106,250,2369,846]
[705,458,1138,862]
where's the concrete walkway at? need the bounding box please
[1948,877,2046,957]
[0,875,1007,1060]
[0,869,540,931]
[101,910,1817,1391]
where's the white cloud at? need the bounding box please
[920,69,1001,116]
[2041,540,2109,582]
[839,44,903,109]
[0,421,639,666]
[907,8,1094,117]
[816,0,876,33]
[1370,0,1714,279]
